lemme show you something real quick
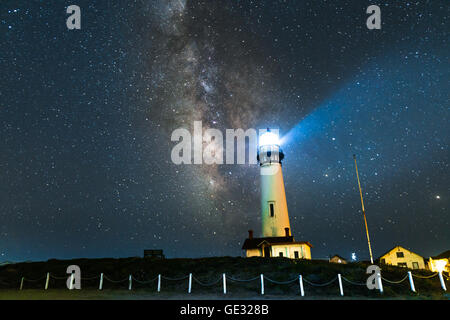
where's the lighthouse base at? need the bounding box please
[242,234,312,259]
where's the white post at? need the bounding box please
[299,275,304,297]
[407,271,416,292]
[338,274,344,296]
[260,274,264,295]
[438,271,447,291]
[20,277,24,290]
[157,274,161,292]
[223,273,227,294]
[376,271,383,294]
[188,273,192,293]
[99,273,103,290]
[128,275,132,290]
[69,274,74,290]
[45,272,50,290]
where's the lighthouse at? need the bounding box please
[242,129,312,259]
[257,129,291,237]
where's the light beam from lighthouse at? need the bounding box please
[257,129,292,237]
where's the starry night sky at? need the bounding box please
[0,1,448,262]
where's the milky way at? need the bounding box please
[0,1,448,262]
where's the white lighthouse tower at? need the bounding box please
[257,129,291,237]
[241,129,312,259]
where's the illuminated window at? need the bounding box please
[396,252,404,258]
[398,262,407,267]
[412,262,419,269]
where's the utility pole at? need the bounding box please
[353,154,374,264]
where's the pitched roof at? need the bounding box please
[330,254,347,261]
[377,245,424,260]
[431,250,450,260]
[242,236,312,250]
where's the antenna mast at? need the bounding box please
[353,154,374,264]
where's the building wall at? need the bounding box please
[271,244,311,259]
[427,258,450,273]
[245,244,312,259]
[380,246,425,269]
[246,248,262,257]
[260,163,291,237]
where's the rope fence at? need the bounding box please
[22,275,47,282]
[103,275,128,283]
[81,275,101,280]
[303,276,337,287]
[412,272,438,279]
[341,276,366,286]
[263,276,298,285]
[381,274,409,284]
[131,275,158,285]
[192,275,222,287]
[226,275,260,282]
[14,270,448,295]
[161,275,189,281]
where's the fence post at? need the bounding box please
[299,275,304,297]
[438,271,447,291]
[188,273,192,293]
[376,271,383,294]
[99,273,103,290]
[223,273,226,294]
[45,272,50,290]
[407,271,416,292]
[260,274,264,295]
[20,277,24,290]
[157,274,161,292]
[338,274,344,296]
[128,275,132,290]
[69,273,74,290]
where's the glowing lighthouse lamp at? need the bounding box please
[259,130,280,147]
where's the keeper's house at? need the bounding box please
[242,229,312,259]
[377,245,426,270]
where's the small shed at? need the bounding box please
[144,249,165,259]
[329,255,348,264]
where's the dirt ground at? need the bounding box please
[1,289,448,300]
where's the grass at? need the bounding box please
[0,256,448,300]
